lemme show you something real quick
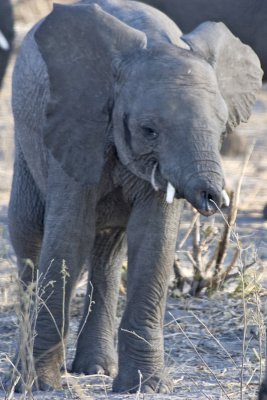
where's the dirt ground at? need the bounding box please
[0,2,266,399]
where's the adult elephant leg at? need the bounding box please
[72,228,126,377]
[31,171,96,391]
[113,192,183,393]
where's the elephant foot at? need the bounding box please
[33,346,63,391]
[34,362,62,391]
[71,347,117,377]
[13,376,59,393]
[259,382,267,400]
[112,369,173,393]
[5,366,61,394]
[114,319,170,393]
[6,347,63,393]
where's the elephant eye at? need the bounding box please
[142,126,159,140]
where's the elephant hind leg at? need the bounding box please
[72,228,127,377]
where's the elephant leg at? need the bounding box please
[31,181,96,391]
[113,193,183,394]
[72,228,126,377]
[14,163,96,391]
[7,147,44,391]
[8,147,44,284]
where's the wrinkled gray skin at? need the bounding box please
[140,0,267,79]
[8,0,262,394]
[0,0,14,88]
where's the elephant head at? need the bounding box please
[35,3,262,216]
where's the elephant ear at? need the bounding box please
[182,22,263,132]
[34,3,147,186]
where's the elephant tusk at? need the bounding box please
[166,182,176,204]
[222,189,230,207]
[0,30,9,51]
[179,39,191,50]
[151,163,159,191]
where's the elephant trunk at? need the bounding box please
[183,173,224,216]
[160,147,226,216]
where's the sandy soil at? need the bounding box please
[0,3,266,399]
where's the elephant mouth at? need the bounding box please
[150,163,230,216]
[150,163,181,202]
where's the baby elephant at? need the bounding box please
[8,0,262,394]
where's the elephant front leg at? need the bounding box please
[14,243,78,392]
[31,257,74,391]
[113,194,183,393]
[17,182,96,392]
[72,228,126,377]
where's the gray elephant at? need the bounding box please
[0,0,14,88]
[8,0,262,394]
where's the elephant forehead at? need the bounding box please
[125,77,225,117]
[128,47,218,87]
[126,81,228,131]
